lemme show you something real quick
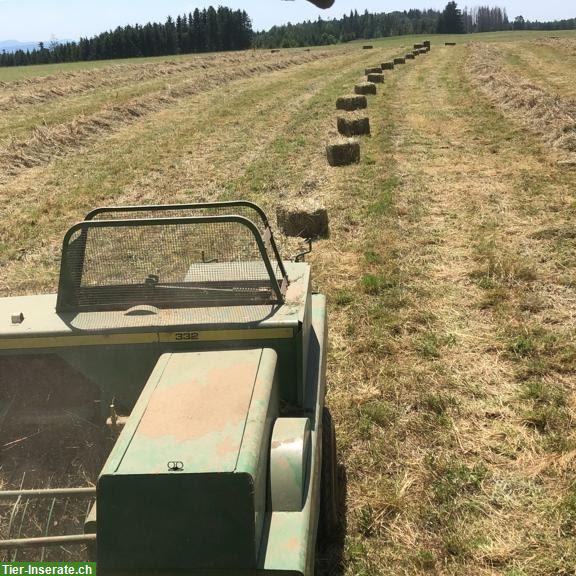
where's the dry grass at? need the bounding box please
[466,42,576,158]
[0,50,334,183]
[1,33,576,572]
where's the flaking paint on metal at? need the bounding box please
[116,350,261,474]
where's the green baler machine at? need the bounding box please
[0,202,341,575]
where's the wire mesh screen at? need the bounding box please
[87,203,269,232]
[57,217,285,312]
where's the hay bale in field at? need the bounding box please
[423,40,431,48]
[412,51,420,57]
[354,82,377,95]
[414,43,424,49]
[326,139,361,167]
[394,57,406,65]
[365,66,382,75]
[271,49,281,53]
[336,94,368,111]
[445,42,457,46]
[367,73,384,84]
[363,45,374,50]
[406,53,415,60]
[381,61,395,70]
[277,202,330,239]
[337,114,371,137]
[557,159,576,169]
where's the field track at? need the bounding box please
[1,32,576,574]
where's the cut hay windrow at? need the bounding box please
[0,51,329,184]
[467,42,576,157]
[0,49,332,113]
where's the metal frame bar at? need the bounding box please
[56,215,285,313]
[0,534,96,550]
[0,488,96,499]
[84,201,288,279]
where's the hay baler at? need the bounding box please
[0,202,340,574]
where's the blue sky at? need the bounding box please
[0,0,574,42]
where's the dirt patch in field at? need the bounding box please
[467,43,576,158]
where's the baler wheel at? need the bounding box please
[319,407,343,542]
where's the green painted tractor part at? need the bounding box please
[0,201,342,574]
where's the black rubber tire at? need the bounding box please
[319,407,341,542]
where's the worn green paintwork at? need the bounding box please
[1,241,327,576]
[94,295,327,576]
[97,348,279,572]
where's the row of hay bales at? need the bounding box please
[326,40,431,167]
[276,41,433,239]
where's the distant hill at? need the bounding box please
[0,40,40,53]
[0,39,74,53]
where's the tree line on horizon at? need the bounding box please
[0,7,253,67]
[257,3,575,48]
[0,3,574,68]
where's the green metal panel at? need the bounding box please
[259,295,327,576]
[115,350,261,474]
[97,348,280,574]
[98,473,256,572]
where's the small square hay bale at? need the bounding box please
[277,201,330,239]
[381,62,395,70]
[367,73,384,83]
[354,82,377,95]
[394,57,406,65]
[363,45,374,49]
[271,49,281,53]
[405,53,415,60]
[365,66,383,75]
[336,95,368,111]
[326,139,361,167]
[445,42,457,46]
[337,114,371,137]
[423,40,431,48]
[414,43,424,49]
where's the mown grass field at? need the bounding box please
[1,30,576,574]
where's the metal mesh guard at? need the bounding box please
[56,216,285,313]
